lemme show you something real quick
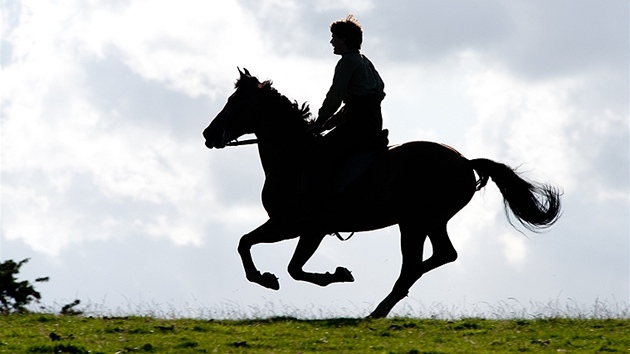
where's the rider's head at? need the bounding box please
[330,14,363,51]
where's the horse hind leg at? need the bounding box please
[369,222,457,318]
[287,233,355,287]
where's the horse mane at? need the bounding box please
[259,81,313,125]
[236,77,313,124]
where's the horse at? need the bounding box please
[202,68,561,318]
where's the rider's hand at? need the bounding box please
[321,109,345,130]
[306,120,324,135]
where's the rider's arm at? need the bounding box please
[316,55,358,125]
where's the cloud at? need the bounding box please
[92,1,266,98]
[0,1,280,255]
[493,0,628,80]
[367,0,513,62]
[462,59,628,200]
[314,0,375,13]
[2,0,268,97]
[463,67,579,187]
[497,232,528,269]
[364,0,629,126]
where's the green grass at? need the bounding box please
[1,314,629,353]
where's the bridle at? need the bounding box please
[217,127,259,147]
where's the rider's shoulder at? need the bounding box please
[337,51,363,69]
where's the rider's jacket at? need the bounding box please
[318,50,385,124]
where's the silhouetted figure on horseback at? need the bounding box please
[302,15,389,220]
[202,15,562,318]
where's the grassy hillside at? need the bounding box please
[1,314,629,353]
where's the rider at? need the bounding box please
[302,15,388,215]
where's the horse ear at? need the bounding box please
[237,67,252,79]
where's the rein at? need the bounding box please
[225,131,315,147]
[226,138,259,146]
[335,232,355,241]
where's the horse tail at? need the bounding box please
[470,158,562,232]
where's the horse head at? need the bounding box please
[203,68,264,149]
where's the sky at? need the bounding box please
[1,0,629,318]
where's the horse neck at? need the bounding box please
[254,100,310,176]
[257,143,284,177]
[256,128,309,177]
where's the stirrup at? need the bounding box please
[333,232,355,241]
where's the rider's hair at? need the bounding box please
[330,14,363,50]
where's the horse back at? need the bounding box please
[369,141,472,186]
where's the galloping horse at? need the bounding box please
[203,68,561,318]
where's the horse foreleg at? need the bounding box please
[287,233,355,286]
[238,218,298,290]
[369,222,457,318]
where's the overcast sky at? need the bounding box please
[2,0,628,318]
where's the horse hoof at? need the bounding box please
[334,267,355,282]
[367,307,388,319]
[367,311,385,319]
[261,272,280,290]
[367,299,396,319]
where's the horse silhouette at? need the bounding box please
[202,68,561,318]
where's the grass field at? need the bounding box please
[1,314,629,353]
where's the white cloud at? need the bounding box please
[464,64,628,211]
[81,0,265,98]
[497,232,528,270]
[2,0,267,98]
[464,66,589,193]
[1,1,279,254]
[314,0,375,13]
